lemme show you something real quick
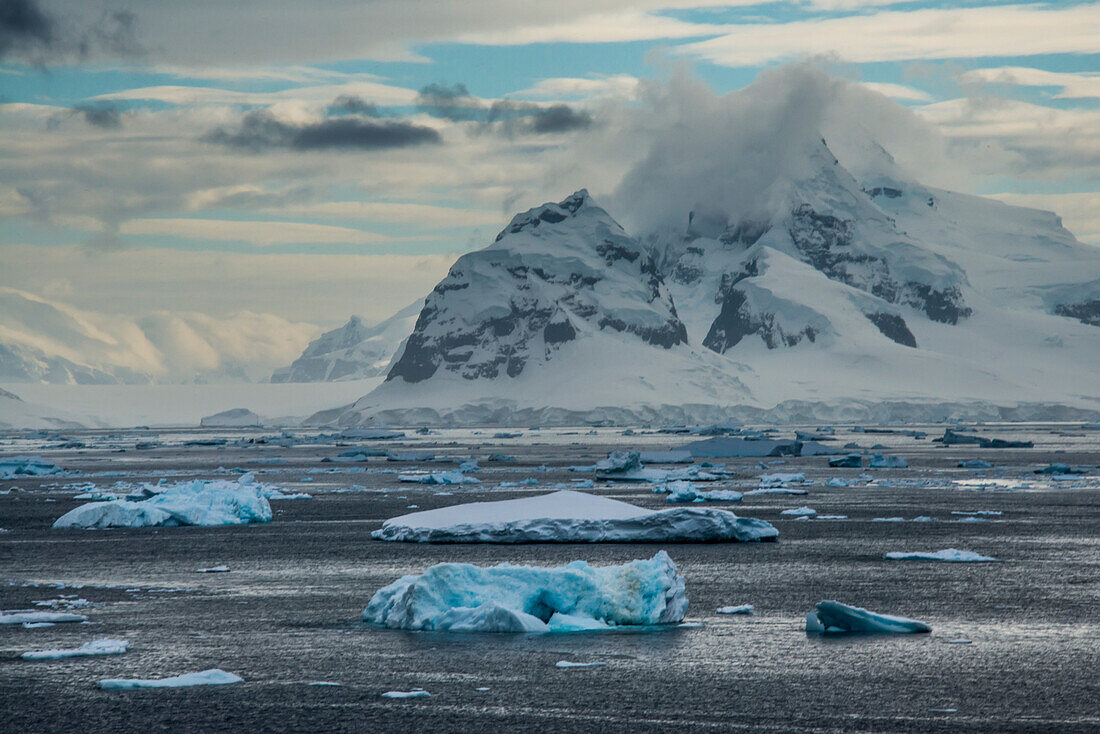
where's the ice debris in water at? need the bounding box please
[99,669,243,690]
[195,565,230,573]
[759,473,808,487]
[958,459,993,469]
[556,661,606,668]
[23,638,129,660]
[781,506,816,516]
[381,689,430,699]
[828,454,862,468]
[885,549,998,562]
[398,471,480,485]
[362,551,688,633]
[52,474,273,529]
[0,456,63,478]
[869,454,908,468]
[371,490,777,543]
[654,480,742,503]
[716,604,754,615]
[805,601,931,635]
[0,612,87,625]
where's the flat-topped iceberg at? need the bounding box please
[371,490,777,543]
[805,600,931,635]
[398,471,480,485]
[0,611,87,625]
[1,455,63,478]
[52,475,272,529]
[885,549,998,562]
[98,669,243,690]
[655,481,743,503]
[363,551,688,633]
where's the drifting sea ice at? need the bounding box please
[398,471,480,485]
[0,456,63,478]
[381,689,430,698]
[0,611,87,625]
[98,669,243,690]
[805,601,931,635]
[655,481,743,503]
[885,549,998,562]
[363,551,688,633]
[869,455,908,468]
[556,661,607,668]
[22,638,129,660]
[759,473,808,487]
[716,604,754,615]
[52,474,272,529]
[781,506,817,516]
[370,490,778,543]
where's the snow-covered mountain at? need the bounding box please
[320,146,1100,426]
[271,300,422,382]
[0,288,317,384]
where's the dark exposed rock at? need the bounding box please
[703,287,818,354]
[865,312,917,347]
[1055,299,1100,326]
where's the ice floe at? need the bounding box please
[805,600,931,635]
[678,437,836,458]
[556,661,606,668]
[885,549,998,562]
[22,638,129,660]
[99,669,243,690]
[371,490,777,543]
[781,506,816,516]
[196,565,230,573]
[363,551,688,633]
[52,474,272,529]
[398,471,480,485]
[869,454,908,468]
[716,604,754,615]
[655,481,743,503]
[958,459,993,469]
[381,689,430,698]
[828,454,862,468]
[0,611,87,625]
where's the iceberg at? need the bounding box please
[805,600,931,635]
[678,437,835,458]
[22,638,129,660]
[381,689,430,698]
[958,459,993,469]
[592,452,721,483]
[0,455,63,478]
[199,408,261,427]
[656,481,743,503]
[363,551,688,633]
[555,661,607,668]
[398,471,480,485]
[52,475,272,529]
[885,549,998,562]
[781,506,817,516]
[371,490,778,543]
[828,453,863,468]
[98,669,243,690]
[759,473,808,487]
[716,604,754,615]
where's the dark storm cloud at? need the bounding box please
[326,94,379,117]
[415,82,482,122]
[203,109,441,152]
[523,103,593,133]
[0,0,142,62]
[72,102,122,128]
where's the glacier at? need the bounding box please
[370,490,778,543]
[362,551,688,633]
[805,600,932,635]
[52,475,273,529]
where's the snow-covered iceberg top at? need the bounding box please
[398,471,480,485]
[0,611,86,625]
[371,490,778,543]
[98,669,243,690]
[805,600,931,635]
[363,551,688,633]
[52,474,272,530]
[885,548,998,562]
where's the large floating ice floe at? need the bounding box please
[98,669,244,690]
[397,471,480,485]
[0,455,64,478]
[22,638,129,660]
[805,600,931,635]
[885,549,999,562]
[52,474,272,529]
[654,480,743,503]
[362,551,688,633]
[371,490,777,543]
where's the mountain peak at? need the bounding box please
[495,189,593,242]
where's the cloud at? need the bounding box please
[0,0,143,63]
[858,82,932,103]
[326,94,378,116]
[118,218,397,246]
[413,82,596,135]
[679,4,1100,66]
[514,75,640,100]
[415,82,483,121]
[959,67,1100,100]
[71,102,123,128]
[202,108,441,151]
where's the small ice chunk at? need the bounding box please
[885,549,998,562]
[555,661,606,668]
[828,454,862,468]
[759,473,807,487]
[805,600,931,635]
[308,681,343,686]
[23,638,129,660]
[0,612,87,625]
[781,506,816,516]
[716,604,754,615]
[872,517,905,522]
[946,639,972,644]
[826,478,850,487]
[743,487,808,496]
[98,669,243,690]
[196,565,230,573]
[958,460,993,469]
[869,455,908,469]
[951,510,1002,516]
[381,689,429,699]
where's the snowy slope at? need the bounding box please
[321,148,1100,426]
[0,387,86,430]
[271,300,422,382]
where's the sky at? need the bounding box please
[1,0,1098,339]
